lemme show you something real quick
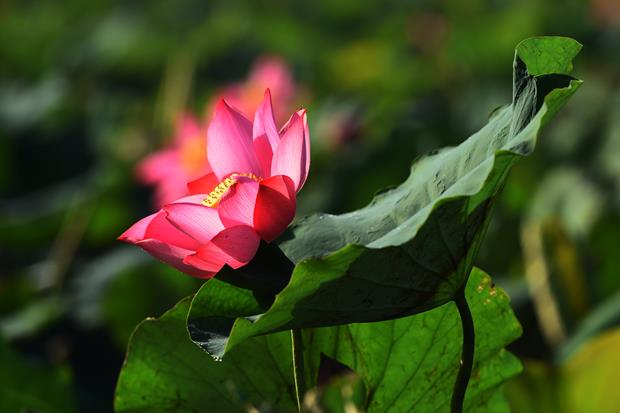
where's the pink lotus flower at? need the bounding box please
[138,56,297,208]
[120,90,310,279]
[137,116,210,207]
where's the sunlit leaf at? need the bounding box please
[557,288,620,362]
[305,268,522,413]
[507,328,620,413]
[559,328,620,413]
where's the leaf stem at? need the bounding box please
[291,328,306,413]
[451,285,475,413]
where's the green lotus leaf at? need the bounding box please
[188,36,582,359]
[117,269,521,412]
[114,298,297,413]
[305,268,522,413]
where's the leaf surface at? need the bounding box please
[114,298,297,413]
[118,269,522,412]
[304,268,522,413]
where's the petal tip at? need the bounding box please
[214,98,237,117]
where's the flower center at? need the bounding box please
[202,172,261,207]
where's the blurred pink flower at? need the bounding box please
[137,115,210,207]
[120,90,310,279]
[213,56,296,124]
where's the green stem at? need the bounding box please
[451,286,475,413]
[291,328,306,413]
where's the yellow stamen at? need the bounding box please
[202,172,261,207]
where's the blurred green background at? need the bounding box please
[1,0,619,412]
